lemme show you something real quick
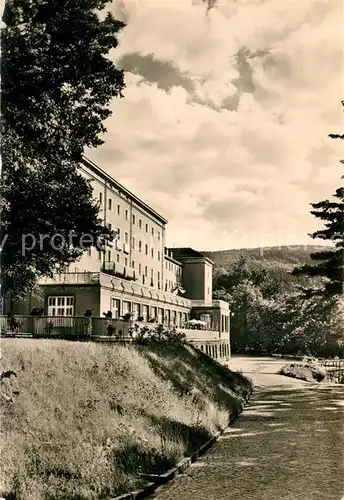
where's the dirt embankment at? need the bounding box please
[0,339,251,500]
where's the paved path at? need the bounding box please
[152,357,344,500]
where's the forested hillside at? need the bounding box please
[204,245,322,268]
[204,245,343,357]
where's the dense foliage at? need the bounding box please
[1,0,125,299]
[213,254,344,357]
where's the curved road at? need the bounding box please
[152,357,344,500]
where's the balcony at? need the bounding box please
[115,240,123,251]
[39,272,100,285]
[103,262,115,272]
[124,267,135,280]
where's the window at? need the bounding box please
[144,266,148,277]
[158,251,160,261]
[158,231,160,241]
[138,263,142,274]
[117,227,121,239]
[139,219,142,229]
[125,232,128,244]
[108,198,112,210]
[142,304,149,321]
[125,257,128,266]
[99,192,103,205]
[139,240,142,252]
[133,303,140,320]
[132,213,136,225]
[151,227,154,236]
[151,268,153,277]
[145,244,148,255]
[125,209,128,220]
[132,260,135,268]
[111,298,120,319]
[48,296,74,316]
[116,254,120,263]
[123,301,131,315]
[145,223,148,233]
[151,306,157,320]
[107,250,111,261]
[98,250,102,260]
[132,237,135,249]
[117,204,120,215]
[107,222,112,231]
[151,248,154,258]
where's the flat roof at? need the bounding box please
[81,156,168,225]
[168,247,214,265]
[164,253,183,266]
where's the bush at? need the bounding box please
[279,359,326,382]
[130,324,187,345]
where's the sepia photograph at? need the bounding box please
[0,0,343,499]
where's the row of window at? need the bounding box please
[99,250,163,269]
[97,250,179,289]
[112,298,188,324]
[99,193,161,240]
[47,296,189,323]
[104,224,162,260]
[165,260,182,275]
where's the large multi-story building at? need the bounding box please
[11,157,231,355]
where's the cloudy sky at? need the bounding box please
[87,0,343,251]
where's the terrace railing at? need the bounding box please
[0,315,132,341]
[0,315,231,360]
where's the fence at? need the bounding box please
[191,339,230,361]
[0,315,231,361]
[0,315,132,341]
[319,359,344,384]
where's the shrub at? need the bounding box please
[130,324,187,345]
[279,359,326,382]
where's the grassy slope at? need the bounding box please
[0,339,251,500]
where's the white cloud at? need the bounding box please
[87,0,343,251]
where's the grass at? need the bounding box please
[0,339,251,500]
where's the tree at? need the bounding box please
[291,124,344,298]
[1,0,125,300]
[291,179,344,296]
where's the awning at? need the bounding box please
[187,319,207,326]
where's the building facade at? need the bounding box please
[11,157,231,352]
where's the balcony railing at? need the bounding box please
[39,272,100,285]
